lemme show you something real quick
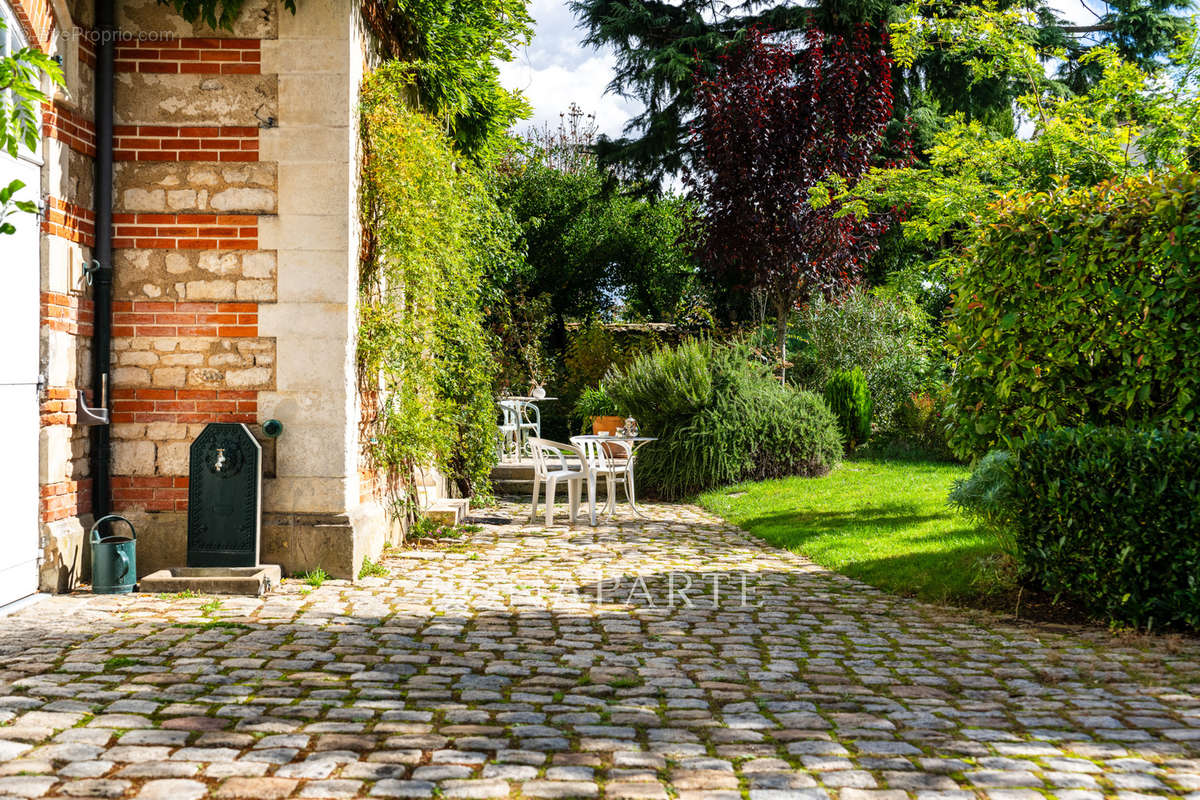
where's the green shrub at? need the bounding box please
[824,368,872,450]
[947,173,1200,458]
[984,428,1200,629]
[606,341,841,498]
[948,449,1017,555]
[792,287,934,428]
[881,387,957,461]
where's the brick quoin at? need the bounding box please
[112,214,258,249]
[41,292,95,337]
[113,125,259,162]
[43,105,97,157]
[41,480,93,522]
[42,198,96,247]
[114,37,261,75]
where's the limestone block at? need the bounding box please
[167,190,198,210]
[146,422,189,441]
[211,188,276,212]
[156,442,191,475]
[242,252,276,278]
[268,329,350,393]
[119,511,187,578]
[275,249,352,304]
[236,279,275,301]
[113,366,151,387]
[151,367,187,387]
[277,74,350,127]
[118,350,159,367]
[42,226,88,296]
[259,213,348,252]
[187,367,224,386]
[40,515,90,593]
[122,188,166,212]
[260,126,350,164]
[112,440,157,477]
[114,73,278,127]
[42,328,79,388]
[118,0,275,38]
[278,0,349,39]
[183,279,237,300]
[159,353,204,367]
[112,423,146,440]
[276,162,348,215]
[39,426,74,484]
[259,301,349,341]
[263,476,351,515]
[261,38,349,74]
[225,366,272,388]
[198,252,241,274]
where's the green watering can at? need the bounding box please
[90,515,137,594]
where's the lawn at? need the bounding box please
[697,457,1010,607]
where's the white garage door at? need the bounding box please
[0,0,44,608]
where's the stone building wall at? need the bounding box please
[27,0,399,590]
[35,0,99,592]
[104,0,393,580]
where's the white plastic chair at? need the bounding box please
[498,399,541,458]
[497,402,520,462]
[571,436,635,521]
[516,401,541,454]
[528,438,588,527]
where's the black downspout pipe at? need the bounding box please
[91,0,116,522]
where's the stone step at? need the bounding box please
[426,497,470,526]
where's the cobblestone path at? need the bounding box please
[2,501,1200,800]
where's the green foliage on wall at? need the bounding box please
[359,65,519,506]
[946,172,1200,458]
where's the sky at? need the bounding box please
[498,0,1101,142]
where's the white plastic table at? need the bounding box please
[570,435,657,519]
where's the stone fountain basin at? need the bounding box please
[141,565,282,596]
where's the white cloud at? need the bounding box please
[499,0,643,139]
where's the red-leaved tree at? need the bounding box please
[687,26,905,378]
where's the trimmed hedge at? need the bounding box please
[947,173,1200,458]
[1008,427,1200,629]
[824,368,872,450]
[606,341,842,498]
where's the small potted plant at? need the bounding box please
[574,384,623,435]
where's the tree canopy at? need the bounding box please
[570,0,1195,189]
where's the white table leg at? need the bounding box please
[587,474,597,526]
[625,463,646,518]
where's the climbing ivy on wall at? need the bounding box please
[358,64,519,509]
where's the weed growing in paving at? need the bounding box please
[358,558,389,579]
[301,568,329,588]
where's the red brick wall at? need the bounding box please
[114,37,261,75]
[112,214,259,249]
[113,125,259,162]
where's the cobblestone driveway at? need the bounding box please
[3,501,1200,800]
